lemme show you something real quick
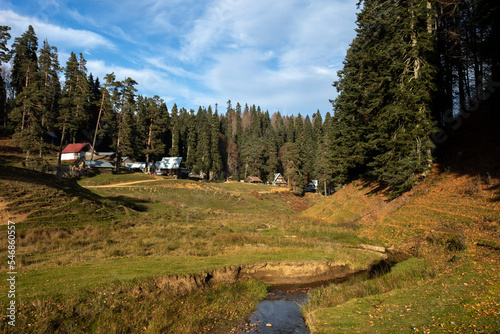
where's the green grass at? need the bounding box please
[0,167,378,333]
[300,171,500,333]
[3,165,498,333]
[306,252,500,333]
[11,248,379,302]
[10,279,268,334]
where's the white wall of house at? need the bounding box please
[61,153,77,161]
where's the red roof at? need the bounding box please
[62,143,89,154]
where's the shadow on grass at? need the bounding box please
[0,165,151,213]
[358,178,392,199]
[487,183,500,202]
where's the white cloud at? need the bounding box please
[0,10,114,51]
[179,0,358,114]
[86,59,200,109]
[1,0,359,116]
[143,57,201,80]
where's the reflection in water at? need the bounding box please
[238,288,310,334]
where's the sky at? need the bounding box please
[0,0,359,117]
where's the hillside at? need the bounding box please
[302,107,500,333]
[1,104,499,333]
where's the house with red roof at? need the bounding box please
[60,143,95,162]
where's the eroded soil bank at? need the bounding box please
[151,260,367,293]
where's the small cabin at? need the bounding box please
[244,176,263,184]
[155,157,189,178]
[130,162,154,173]
[79,160,114,174]
[60,143,95,162]
[273,173,287,186]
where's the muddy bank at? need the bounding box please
[151,258,390,293]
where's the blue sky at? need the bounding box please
[1,0,359,116]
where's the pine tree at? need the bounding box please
[11,26,38,98]
[169,103,180,157]
[209,110,222,180]
[143,96,168,170]
[226,138,239,179]
[92,73,116,154]
[279,142,302,193]
[59,52,90,146]
[117,77,139,163]
[263,127,279,183]
[9,26,38,129]
[86,73,101,143]
[0,26,11,128]
[193,107,211,176]
[185,109,198,172]
[301,115,316,179]
[332,0,438,196]
[8,26,48,165]
[38,40,61,141]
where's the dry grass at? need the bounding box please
[302,165,500,333]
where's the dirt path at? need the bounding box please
[84,177,164,188]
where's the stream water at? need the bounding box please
[234,256,400,333]
[237,285,311,333]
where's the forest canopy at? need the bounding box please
[0,0,498,196]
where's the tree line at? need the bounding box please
[0,25,327,192]
[329,0,498,196]
[0,0,498,196]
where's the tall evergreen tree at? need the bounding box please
[10,25,38,97]
[333,0,438,195]
[91,73,116,155]
[169,103,180,157]
[8,26,48,164]
[116,77,139,163]
[143,96,168,170]
[38,40,61,139]
[59,52,90,146]
[209,111,222,180]
[0,26,11,128]
[193,107,211,176]
[263,127,279,182]
[279,142,302,193]
[185,109,198,171]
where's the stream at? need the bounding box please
[237,276,363,333]
[239,286,311,333]
[234,255,402,333]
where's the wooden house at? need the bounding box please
[79,160,114,174]
[60,143,95,162]
[273,173,287,186]
[245,176,263,184]
[85,151,116,162]
[121,156,134,168]
[155,157,189,178]
[130,162,154,173]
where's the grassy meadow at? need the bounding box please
[1,168,381,333]
[1,153,499,333]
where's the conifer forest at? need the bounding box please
[0,0,498,196]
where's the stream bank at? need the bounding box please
[233,252,408,333]
[151,250,405,333]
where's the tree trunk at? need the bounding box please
[56,126,66,181]
[91,91,107,161]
